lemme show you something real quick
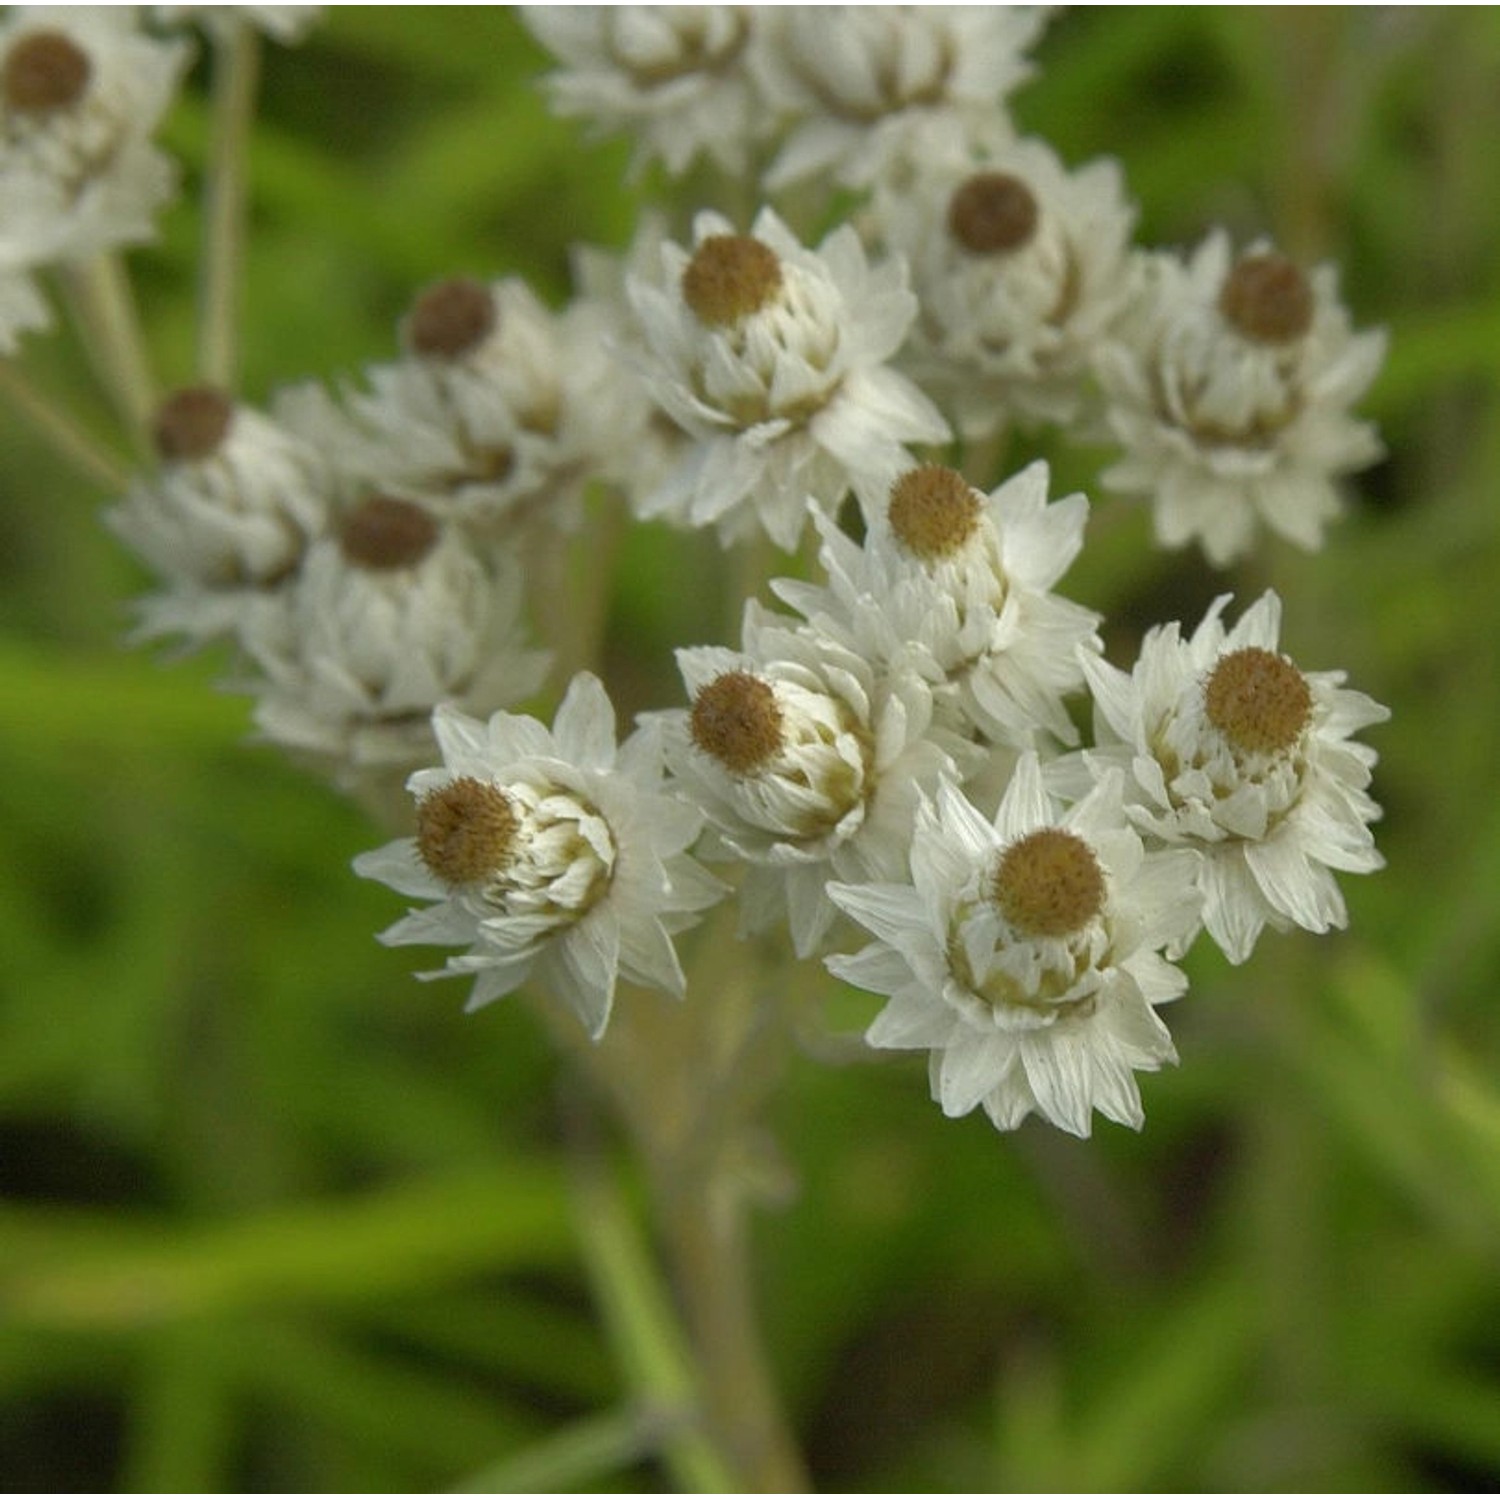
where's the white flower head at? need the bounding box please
[523,6,767,179]
[246,494,550,778]
[0,7,190,271]
[354,673,724,1038]
[1077,590,1391,963]
[753,5,1046,193]
[872,137,1137,436]
[626,206,949,550]
[1096,231,1388,566]
[107,386,330,646]
[829,755,1200,1137]
[277,274,633,542]
[665,604,962,957]
[775,460,1101,752]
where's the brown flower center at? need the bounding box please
[888,464,981,561]
[992,828,1106,939]
[3,30,91,114]
[947,172,1039,256]
[416,778,518,886]
[681,235,783,327]
[338,495,440,571]
[1219,252,1314,345]
[404,277,497,361]
[151,387,235,463]
[690,670,784,775]
[1204,646,1312,756]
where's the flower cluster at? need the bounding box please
[9,8,1392,1140]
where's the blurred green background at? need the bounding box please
[4,6,1500,1490]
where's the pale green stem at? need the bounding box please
[198,18,262,391]
[59,253,157,456]
[0,360,131,490]
[568,1151,739,1493]
[451,1405,682,1493]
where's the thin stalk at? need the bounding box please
[657,1176,811,1492]
[59,253,157,456]
[0,360,131,490]
[568,1151,739,1493]
[198,18,262,390]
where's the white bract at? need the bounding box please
[523,6,765,179]
[1075,590,1390,963]
[354,673,724,1038]
[246,497,549,777]
[625,205,949,550]
[752,5,1044,192]
[872,137,1136,435]
[775,461,1100,752]
[828,754,1201,1138]
[666,604,961,958]
[0,7,189,273]
[276,275,636,542]
[1095,231,1387,566]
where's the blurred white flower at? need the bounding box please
[0,7,189,273]
[828,754,1201,1138]
[775,461,1101,752]
[1095,231,1387,565]
[524,6,767,179]
[626,206,948,550]
[354,673,724,1037]
[1073,590,1390,963]
[753,5,1045,192]
[107,386,329,647]
[276,275,635,542]
[246,494,550,777]
[0,264,49,353]
[871,137,1136,435]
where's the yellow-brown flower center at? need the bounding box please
[947,172,1039,256]
[992,828,1106,939]
[888,464,981,561]
[3,30,91,114]
[338,495,440,571]
[681,235,783,327]
[151,386,235,463]
[416,777,518,886]
[690,670,784,775]
[404,277,497,361]
[1219,252,1314,345]
[1204,646,1312,756]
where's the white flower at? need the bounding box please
[523,6,767,179]
[774,460,1101,752]
[246,495,550,777]
[354,673,724,1038]
[1095,231,1387,566]
[752,5,1046,192]
[106,386,329,646]
[828,754,1201,1137]
[626,206,949,550]
[871,137,1136,435]
[1074,590,1390,964]
[665,603,962,957]
[0,8,189,273]
[276,275,633,542]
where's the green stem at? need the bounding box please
[0,360,131,490]
[198,18,262,391]
[568,1151,739,1493]
[59,253,157,456]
